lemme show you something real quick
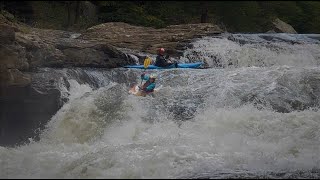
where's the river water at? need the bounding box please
[1,33,320,178]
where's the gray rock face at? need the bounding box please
[0,82,62,147]
[0,24,30,88]
[270,18,298,34]
[0,24,15,44]
[57,42,135,68]
[80,22,223,57]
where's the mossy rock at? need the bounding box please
[1,10,15,22]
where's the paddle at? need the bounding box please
[140,57,151,86]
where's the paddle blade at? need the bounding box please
[144,57,151,69]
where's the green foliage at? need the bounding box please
[97,1,166,28]
[2,1,320,33]
[213,1,263,32]
[295,1,320,33]
[30,1,69,29]
[1,9,16,22]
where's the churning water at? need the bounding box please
[1,33,320,178]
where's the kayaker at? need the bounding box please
[154,48,178,68]
[139,73,157,93]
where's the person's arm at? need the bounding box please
[141,73,150,81]
[145,83,155,91]
[160,56,168,66]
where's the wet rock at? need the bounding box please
[0,24,15,44]
[270,18,297,34]
[80,22,223,57]
[4,69,31,87]
[0,84,62,147]
[266,29,276,34]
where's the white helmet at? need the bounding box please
[150,73,157,79]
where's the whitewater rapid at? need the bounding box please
[1,33,320,178]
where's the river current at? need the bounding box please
[1,33,320,178]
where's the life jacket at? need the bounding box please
[155,55,167,67]
[142,80,154,93]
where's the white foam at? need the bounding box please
[183,36,320,68]
[1,34,320,178]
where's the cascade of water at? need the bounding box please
[181,33,320,68]
[1,33,320,179]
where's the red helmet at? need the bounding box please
[158,48,165,55]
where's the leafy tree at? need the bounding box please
[2,1,320,33]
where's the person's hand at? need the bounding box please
[138,86,145,92]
